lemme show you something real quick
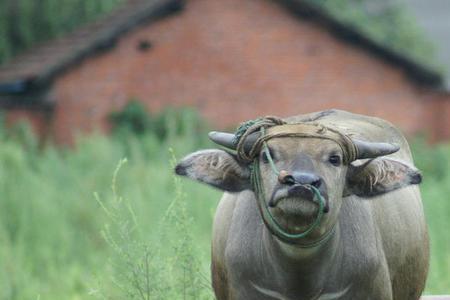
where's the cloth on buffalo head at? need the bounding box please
[234,116,358,165]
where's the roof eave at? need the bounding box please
[0,0,185,96]
[34,0,185,88]
[0,80,30,95]
[276,0,445,89]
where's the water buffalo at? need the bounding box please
[175,109,429,300]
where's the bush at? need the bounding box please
[109,101,210,147]
[93,157,213,299]
[109,101,152,136]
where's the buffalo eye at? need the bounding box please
[261,148,275,164]
[328,154,341,166]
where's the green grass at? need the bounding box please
[0,122,220,299]
[0,123,448,298]
[412,138,450,294]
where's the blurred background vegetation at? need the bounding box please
[0,106,448,299]
[0,106,219,299]
[0,0,439,68]
[313,0,439,69]
[0,0,122,63]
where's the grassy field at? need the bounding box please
[0,114,448,299]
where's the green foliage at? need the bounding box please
[0,112,448,298]
[109,101,210,152]
[310,0,440,70]
[94,156,213,299]
[410,139,450,293]
[0,0,124,64]
[109,101,153,136]
[0,109,219,299]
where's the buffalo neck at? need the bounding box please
[262,222,342,297]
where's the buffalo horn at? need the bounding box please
[208,131,236,149]
[353,139,400,160]
[209,131,261,153]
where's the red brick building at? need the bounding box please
[0,0,449,144]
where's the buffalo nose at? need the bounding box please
[293,172,322,188]
[278,171,322,188]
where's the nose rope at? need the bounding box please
[250,127,326,244]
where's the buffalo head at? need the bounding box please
[175,121,422,243]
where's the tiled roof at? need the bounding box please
[278,0,443,88]
[403,0,450,90]
[0,0,183,92]
[0,0,444,95]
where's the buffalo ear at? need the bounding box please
[343,158,422,198]
[175,149,251,192]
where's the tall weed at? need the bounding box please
[93,154,213,299]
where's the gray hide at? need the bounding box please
[176,110,429,300]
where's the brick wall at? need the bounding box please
[425,92,450,141]
[10,0,450,144]
[6,108,50,140]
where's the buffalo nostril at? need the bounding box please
[284,175,296,185]
[311,178,322,188]
[278,170,296,185]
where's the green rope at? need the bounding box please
[233,118,263,146]
[263,141,280,177]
